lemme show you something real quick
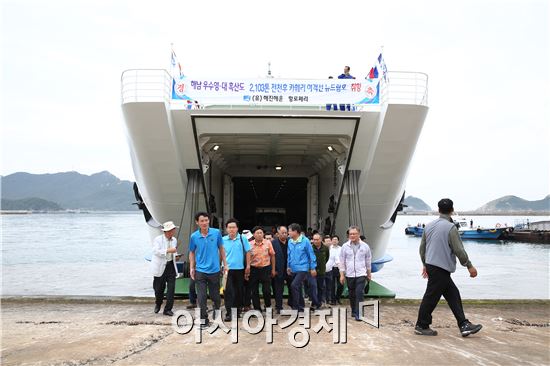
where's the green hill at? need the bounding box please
[476,195,550,213]
[0,171,135,211]
[403,196,432,212]
[1,197,63,211]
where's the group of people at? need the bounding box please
[151,198,483,337]
[151,211,372,328]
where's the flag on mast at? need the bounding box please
[170,47,187,100]
[170,48,183,79]
[368,66,379,79]
[367,52,387,82]
[376,52,388,82]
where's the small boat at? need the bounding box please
[458,227,506,240]
[409,218,508,240]
[405,225,424,236]
[454,218,506,240]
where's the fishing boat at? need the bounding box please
[121,55,429,279]
[405,225,424,236]
[409,218,508,240]
[454,218,507,240]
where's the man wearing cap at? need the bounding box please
[151,221,179,316]
[415,198,483,337]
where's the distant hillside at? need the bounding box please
[0,171,135,211]
[1,197,63,211]
[403,196,432,212]
[476,195,550,213]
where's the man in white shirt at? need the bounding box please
[339,226,372,321]
[151,221,179,316]
[324,235,342,305]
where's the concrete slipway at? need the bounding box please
[1,297,549,365]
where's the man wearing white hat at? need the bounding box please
[151,221,179,316]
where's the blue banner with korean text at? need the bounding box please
[170,76,380,108]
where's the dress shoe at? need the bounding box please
[163,310,174,316]
[186,303,197,309]
[154,304,161,313]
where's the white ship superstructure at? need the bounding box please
[121,67,428,272]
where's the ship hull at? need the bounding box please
[121,70,429,271]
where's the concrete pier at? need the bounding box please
[1,297,549,365]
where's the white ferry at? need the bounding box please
[121,57,428,274]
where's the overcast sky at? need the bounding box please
[1,0,549,210]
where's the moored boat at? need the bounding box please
[458,227,507,240]
[454,218,507,240]
[409,217,510,240]
[405,225,424,236]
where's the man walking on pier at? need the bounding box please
[415,198,483,337]
[222,218,251,321]
[287,223,317,312]
[189,212,228,328]
[339,226,371,321]
[151,221,179,316]
[311,233,329,307]
[272,225,292,313]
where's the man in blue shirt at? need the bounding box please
[287,223,317,312]
[338,66,355,111]
[189,211,228,327]
[338,65,355,80]
[222,218,251,321]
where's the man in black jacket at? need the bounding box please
[271,225,292,314]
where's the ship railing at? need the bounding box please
[121,69,172,104]
[121,70,428,107]
[380,71,428,106]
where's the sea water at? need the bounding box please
[1,212,548,299]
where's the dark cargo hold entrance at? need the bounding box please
[232,177,307,231]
